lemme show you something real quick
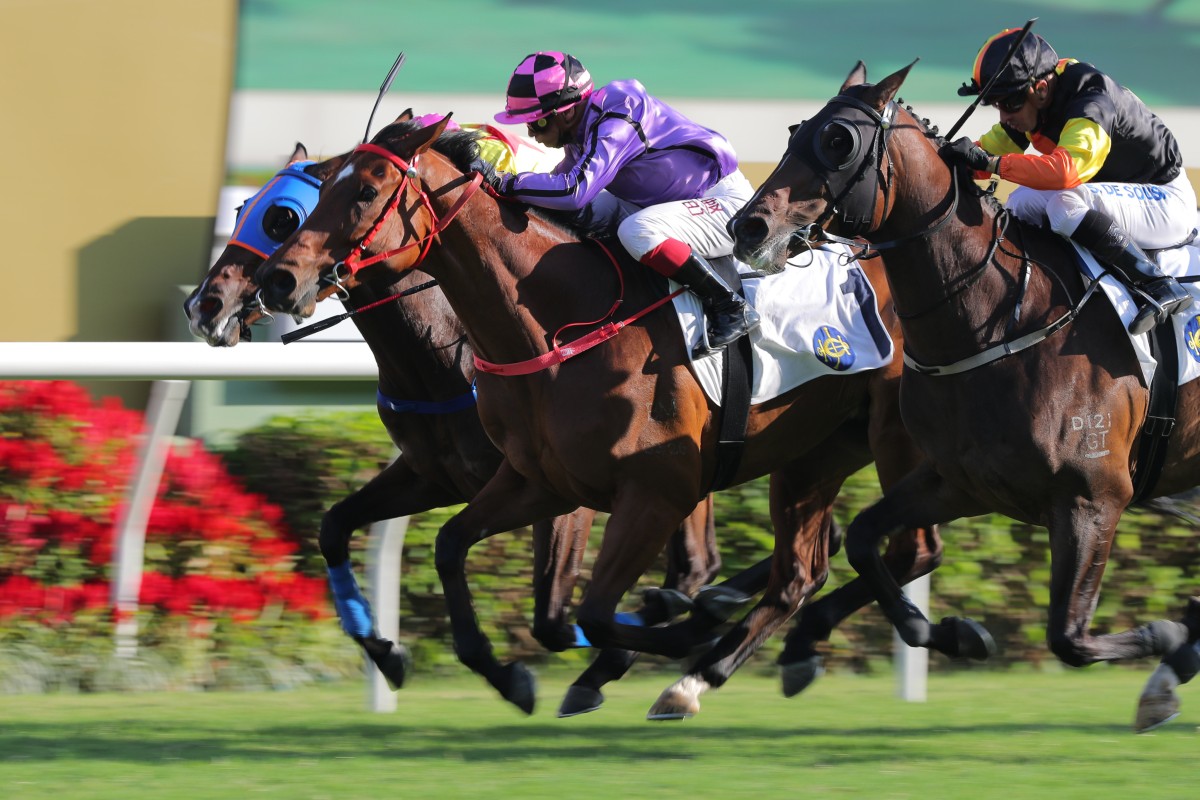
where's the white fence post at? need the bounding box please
[365,514,409,713]
[894,573,931,702]
[110,379,191,658]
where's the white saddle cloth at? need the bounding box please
[1073,242,1200,389]
[674,244,895,406]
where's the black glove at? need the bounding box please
[944,137,996,174]
[467,158,513,195]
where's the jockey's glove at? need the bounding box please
[468,158,514,195]
[944,137,1000,176]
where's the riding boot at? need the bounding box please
[1070,209,1193,336]
[672,254,761,353]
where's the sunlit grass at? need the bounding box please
[1,666,1196,799]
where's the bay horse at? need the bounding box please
[729,61,1200,731]
[183,140,741,716]
[252,117,942,718]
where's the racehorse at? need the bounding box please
[252,117,942,718]
[728,61,1200,731]
[183,139,741,716]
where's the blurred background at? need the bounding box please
[2,0,1200,695]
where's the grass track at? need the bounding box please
[1,666,1195,799]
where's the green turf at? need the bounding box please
[1,667,1195,799]
[236,0,1200,105]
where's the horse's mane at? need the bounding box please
[891,95,1007,218]
[372,120,604,240]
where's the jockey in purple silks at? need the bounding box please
[479,51,759,354]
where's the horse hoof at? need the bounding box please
[359,636,412,690]
[646,693,698,721]
[694,585,753,622]
[646,676,705,720]
[643,587,695,620]
[498,662,537,715]
[557,685,604,718]
[1134,663,1182,733]
[780,655,825,698]
[948,617,997,661]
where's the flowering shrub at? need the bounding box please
[0,381,353,691]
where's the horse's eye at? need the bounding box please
[262,205,300,242]
[358,185,379,204]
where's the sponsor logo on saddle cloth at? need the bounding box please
[1071,241,1200,390]
[673,243,894,406]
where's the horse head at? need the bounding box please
[183,143,348,345]
[730,60,958,273]
[255,114,477,318]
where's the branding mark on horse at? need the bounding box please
[1072,410,1112,459]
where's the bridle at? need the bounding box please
[785,94,960,262]
[321,142,483,299]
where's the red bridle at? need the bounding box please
[330,143,484,282]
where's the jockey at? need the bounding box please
[482,51,760,354]
[946,27,1195,336]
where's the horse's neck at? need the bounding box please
[345,284,474,397]
[425,187,623,367]
[883,175,1032,355]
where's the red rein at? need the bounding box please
[347,143,682,376]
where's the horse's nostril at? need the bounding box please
[732,216,769,248]
[263,267,296,299]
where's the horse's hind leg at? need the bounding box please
[434,460,576,714]
[321,457,462,690]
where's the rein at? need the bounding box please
[474,239,686,376]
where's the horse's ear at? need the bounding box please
[404,112,453,158]
[309,150,351,182]
[287,142,309,166]
[863,58,918,111]
[840,61,867,93]
[395,108,414,123]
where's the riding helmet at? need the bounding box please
[494,51,594,125]
[958,28,1060,101]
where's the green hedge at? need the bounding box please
[220,410,1200,677]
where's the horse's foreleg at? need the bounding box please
[320,457,461,690]
[1037,500,1200,731]
[649,462,841,720]
[530,510,593,652]
[434,461,575,714]
[843,463,991,659]
[779,523,942,696]
[559,495,726,718]
[574,492,699,658]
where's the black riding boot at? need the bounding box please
[1070,209,1193,336]
[672,254,761,353]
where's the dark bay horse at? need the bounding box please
[729,61,1200,731]
[252,117,941,718]
[183,142,735,716]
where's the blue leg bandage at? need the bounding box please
[327,562,374,639]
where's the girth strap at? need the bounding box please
[1131,321,1180,503]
